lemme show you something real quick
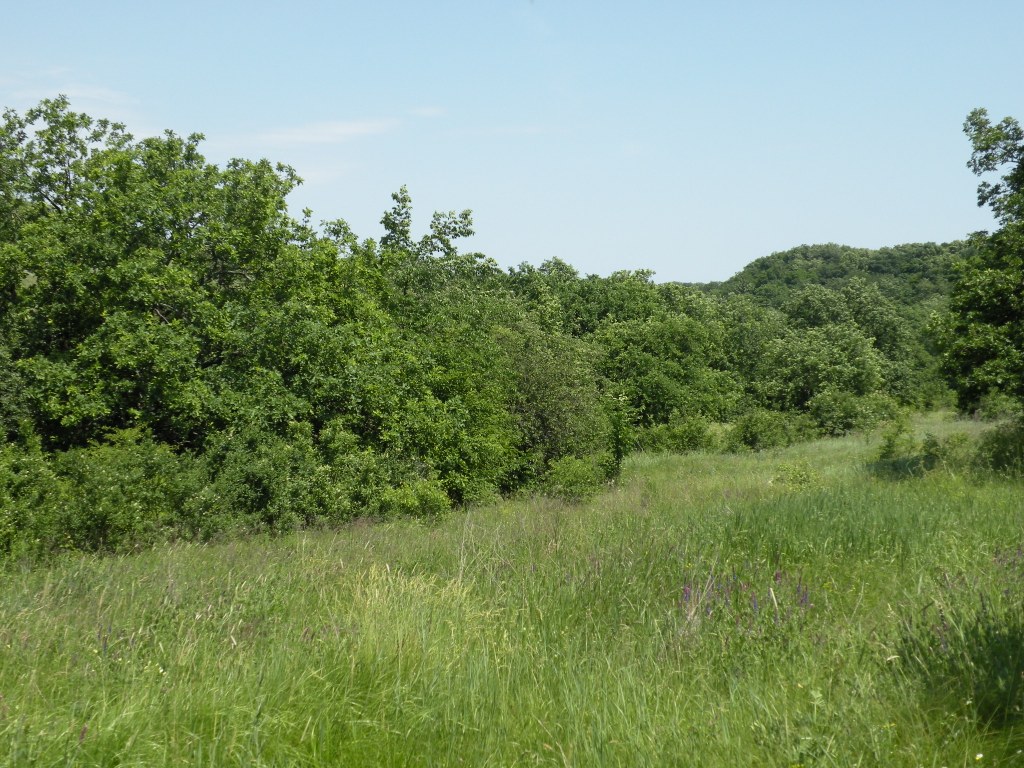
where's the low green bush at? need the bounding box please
[1,430,209,560]
[543,454,606,501]
[199,422,326,534]
[873,418,1024,479]
[808,389,900,436]
[55,429,207,553]
[376,479,452,518]
[873,416,919,471]
[975,419,1024,475]
[727,409,814,452]
[637,414,716,453]
[0,439,67,561]
[770,460,821,491]
[972,391,1023,421]
[921,431,974,472]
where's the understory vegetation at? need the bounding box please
[1,414,1022,766]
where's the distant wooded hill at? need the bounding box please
[695,241,962,307]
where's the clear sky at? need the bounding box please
[2,1,1020,282]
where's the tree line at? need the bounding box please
[0,97,1020,560]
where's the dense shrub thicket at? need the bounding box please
[0,98,967,559]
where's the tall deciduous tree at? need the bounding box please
[939,110,1024,410]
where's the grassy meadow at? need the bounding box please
[1,413,1022,766]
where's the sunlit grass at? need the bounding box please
[1,413,1022,766]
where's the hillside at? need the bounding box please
[698,241,961,306]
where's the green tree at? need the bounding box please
[758,323,883,411]
[594,311,741,426]
[782,284,852,328]
[939,110,1024,410]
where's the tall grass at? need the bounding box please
[1,413,1022,766]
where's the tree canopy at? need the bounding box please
[938,110,1024,411]
[0,96,988,562]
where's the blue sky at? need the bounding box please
[2,1,1020,282]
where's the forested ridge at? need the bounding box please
[1,98,1021,561]
[702,241,959,303]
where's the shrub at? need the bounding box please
[875,417,917,463]
[872,422,982,479]
[376,479,452,518]
[543,454,606,502]
[638,414,715,453]
[974,419,1024,475]
[972,391,1023,421]
[808,389,900,436]
[494,321,614,488]
[0,439,67,561]
[921,432,974,473]
[54,429,207,553]
[199,421,334,535]
[0,345,31,443]
[770,461,820,491]
[727,409,813,452]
